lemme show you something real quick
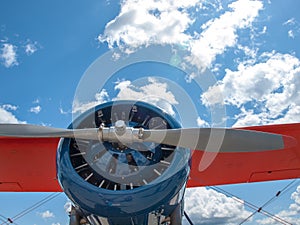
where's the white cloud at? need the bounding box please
[183,187,251,225]
[288,30,295,38]
[188,0,263,70]
[72,89,110,114]
[30,105,41,114]
[237,44,258,61]
[39,210,54,219]
[233,107,267,127]
[0,38,39,67]
[98,0,198,50]
[256,185,300,224]
[201,52,300,127]
[59,106,70,115]
[113,77,178,116]
[0,104,25,123]
[59,101,71,115]
[261,25,267,34]
[64,200,72,213]
[100,0,263,72]
[73,78,179,116]
[291,186,300,205]
[95,88,110,102]
[25,42,38,55]
[185,72,197,83]
[51,223,60,225]
[0,108,20,123]
[283,18,296,26]
[0,43,18,68]
[196,116,209,127]
[283,17,300,39]
[114,78,178,103]
[1,104,18,111]
[201,84,225,106]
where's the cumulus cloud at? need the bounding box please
[197,116,209,127]
[0,43,18,68]
[98,0,198,50]
[0,108,20,123]
[183,187,251,225]
[188,0,263,70]
[201,52,300,126]
[99,0,263,71]
[0,37,40,67]
[113,77,178,116]
[72,89,110,114]
[0,104,25,123]
[73,78,178,117]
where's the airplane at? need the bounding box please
[0,100,300,225]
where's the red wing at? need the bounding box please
[187,123,300,187]
[2,124,300,190]
[0,137,62,192]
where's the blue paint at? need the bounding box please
[57,101,190,222]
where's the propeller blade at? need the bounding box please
[141,128,296,152]
[0,124,99,140]
[0,124,296,153]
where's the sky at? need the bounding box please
[0,0,300,224]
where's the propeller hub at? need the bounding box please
[115,120,126,136]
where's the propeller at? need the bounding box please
[0,122,295,152]
[141,128,294,152]
[0,124,100,140]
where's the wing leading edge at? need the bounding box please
[187,123,300,187]
[0,137,62,192]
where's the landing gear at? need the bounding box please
[69,205,88,225]
[161,203,183,225]
[170,204,182,225]
[68,203,185,225]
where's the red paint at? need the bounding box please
[0,137,62,192]
[1,123,300,191]
[187,123,300,187]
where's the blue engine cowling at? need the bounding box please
[57,101,190,221]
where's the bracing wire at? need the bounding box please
[0,213,19,225]
[0,212,19,225]
[12,193,61,222]
[1,179,299,224]
[184,211,194,225]
[0,214,7,223]
[210,186,292,225]
[238,179,299,225]
[0,193,61,225]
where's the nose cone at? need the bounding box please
[115,120,126,135]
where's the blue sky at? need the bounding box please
[1,0,300,224]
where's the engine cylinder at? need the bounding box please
[57,101,190,217]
